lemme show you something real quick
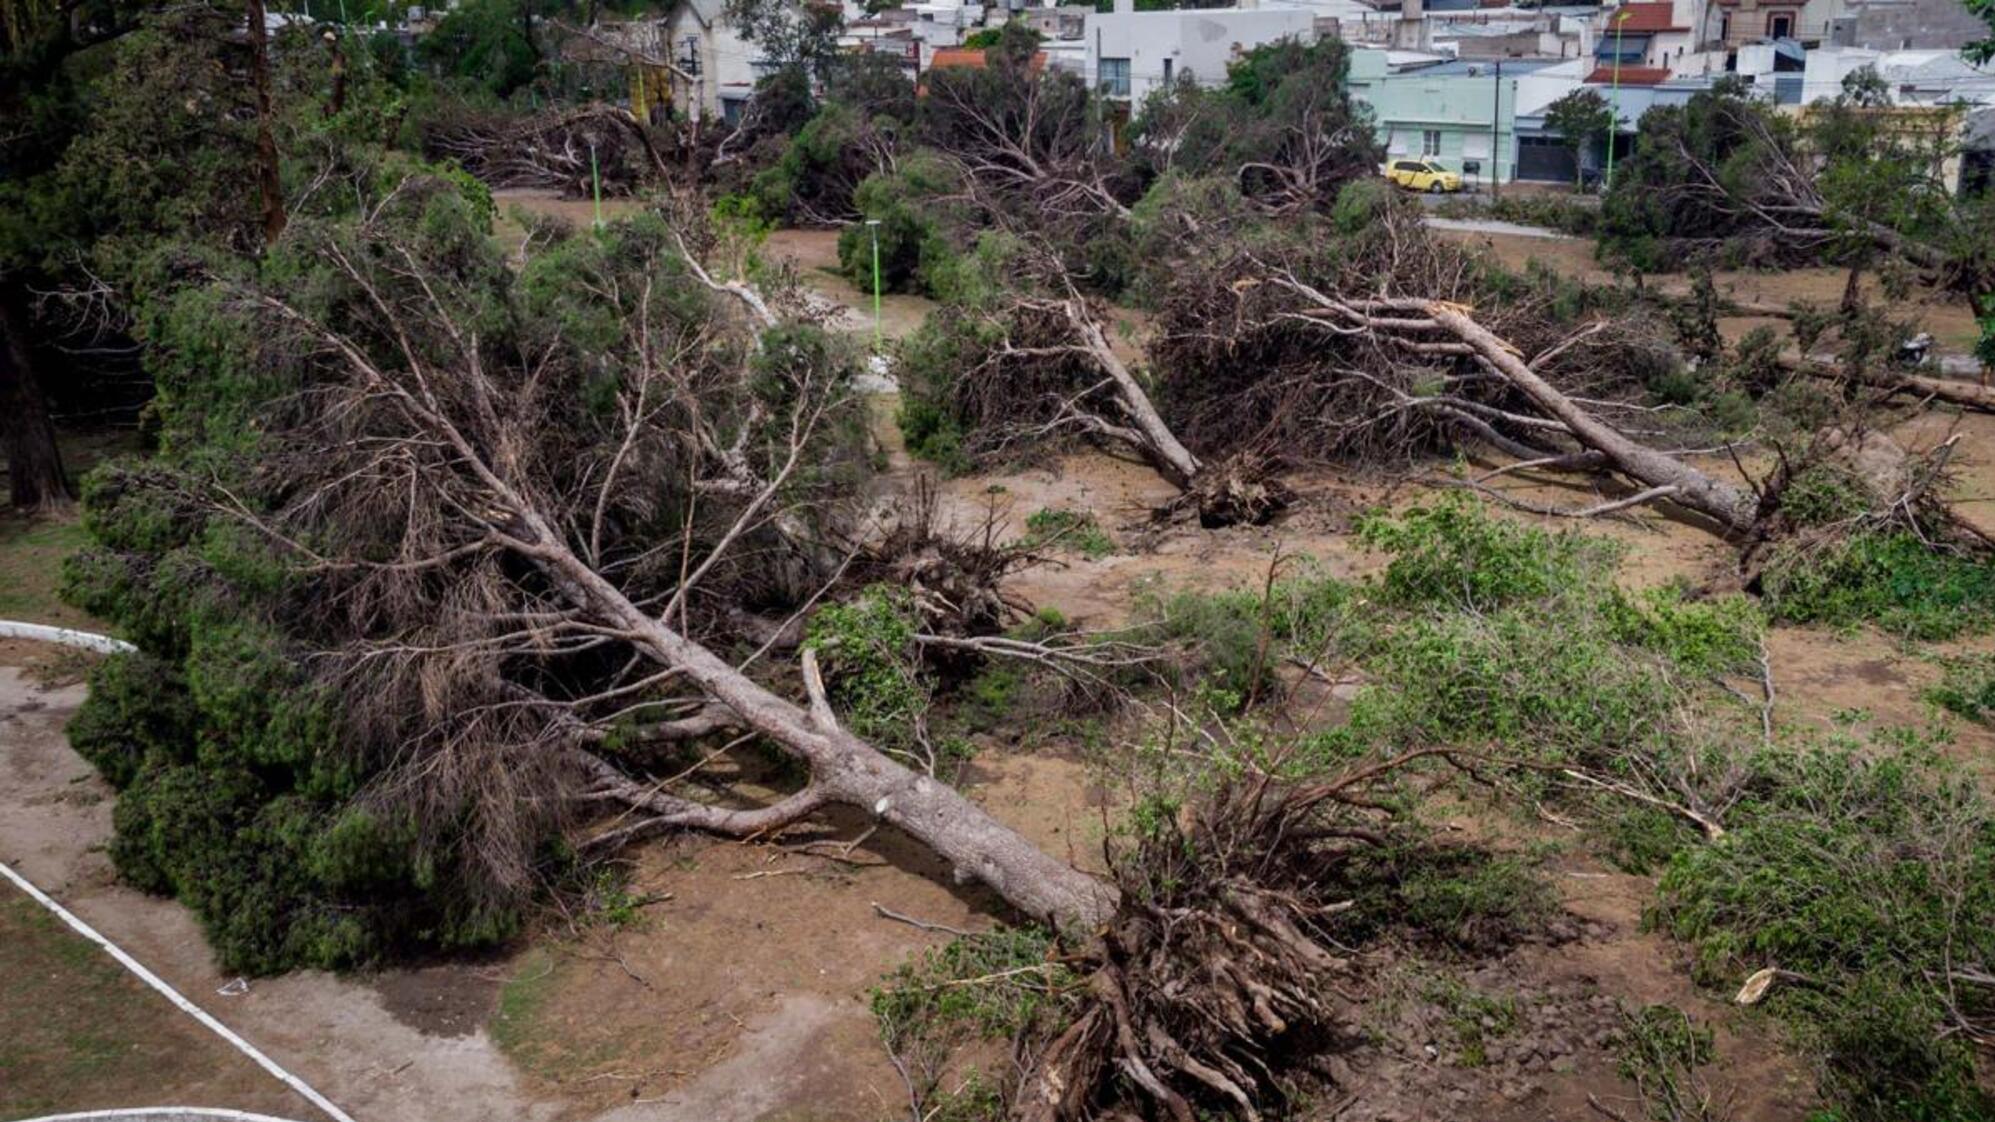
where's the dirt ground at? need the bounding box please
[1432,227,1985,356]
[7,208,1994,1121]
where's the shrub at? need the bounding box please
[1927,654,1995,724]
[1653,738,1995,1121]
[1022,508,1114,559]
[1758,531,1995,640]
[1355,494,1617,612]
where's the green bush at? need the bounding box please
[837,154,963,297]
[1355,494,1618,612]
[1653,739,1995,1121]
[1021,508,1114,559]
[1758,531,1995,640]
[1927,654,1995,724]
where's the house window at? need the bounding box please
[1098,57,1131,97]
[1422,129,1442,156]
[1162,57,1173,84]
[1767,12,1793,38]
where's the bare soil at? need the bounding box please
[9,213,1990,1121]
[1432,227,1984,355]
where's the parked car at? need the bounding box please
[1386,159,1463,193]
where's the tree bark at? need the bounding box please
[0,285,72,512]
[1064,298,1203,490]
[521,509,1122,931]
[245,0,286,245]
[1784,355,1995,414]
[1421,302,1762,534]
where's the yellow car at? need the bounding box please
[1387,158,1463,193]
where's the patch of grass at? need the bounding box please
[1758,531,1995,641]
[0,515,99,626]
[872,927,1079,1116]
[1652,735,1995,1121]
[1021,508,1114,560]
[1422,974,1520,1067]
[487,947,594,1083]
[0,887,259,1115]
[1925,653,1995,725]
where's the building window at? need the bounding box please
[1422,129,1442,156]
[1162,57,1173,84]
[1767,12,1793,38]
[1098,57,1131,97]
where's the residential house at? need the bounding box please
[658,0,767,122]
[1081,0,1326,107]
[1347,49,1568,183]
[1513,57,1715,179]
[1593,1,1712,76]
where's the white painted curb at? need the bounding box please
[0,860,356,1122]
[21,1111,315,1122]
[0,620,135,654]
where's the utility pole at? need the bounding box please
[1491,59,1502,200]
[1605,8,1631,188]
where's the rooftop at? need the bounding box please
[1404,57,1569,75]
[1606,3,1687,32]
[1584,63,1673,83]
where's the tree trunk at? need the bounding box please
[1064,298,1203,490]
[1423,302,1762,534]
[245,0,286,245]
[525,509,1122,931]
[1785,354,1995,413]
[0,285,71,512]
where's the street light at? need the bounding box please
[866,218,882,353]
[1604,7,1632,189]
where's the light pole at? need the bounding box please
[866,218,882,352]
[590,143,603,231]
[1604,8,1632,189]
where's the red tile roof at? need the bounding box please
[927,47,1047,71]
[1585,64,1673,84]
[1607,3,1687,31]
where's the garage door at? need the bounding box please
[1516,135,1576,183]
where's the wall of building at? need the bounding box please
[1082,5,1318,104]
[1349,56,1532,180]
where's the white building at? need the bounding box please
[1082,0,1327,106]
[660,0,768,122]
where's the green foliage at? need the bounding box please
[807,585,930,754]
[1779,464,1875,528]
[837,154,963,296]
[1543,88,1612,187]
[1355,493,1616,612]
[873,926,1077,1042]
[1653,738,1995,1121]
[1926,654,1995,725]
[1387,850,1555,953]
[1142,560,1361,708]
[872,926,1078,1114]
[419,0,539,100]
[1612,1004,1717,1118]
[1021,508,1114,559]
[1758,531,1995,640]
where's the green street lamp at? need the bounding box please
[590,143,603,231]
[866,218,882,353]
[1604,7,1632,189]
